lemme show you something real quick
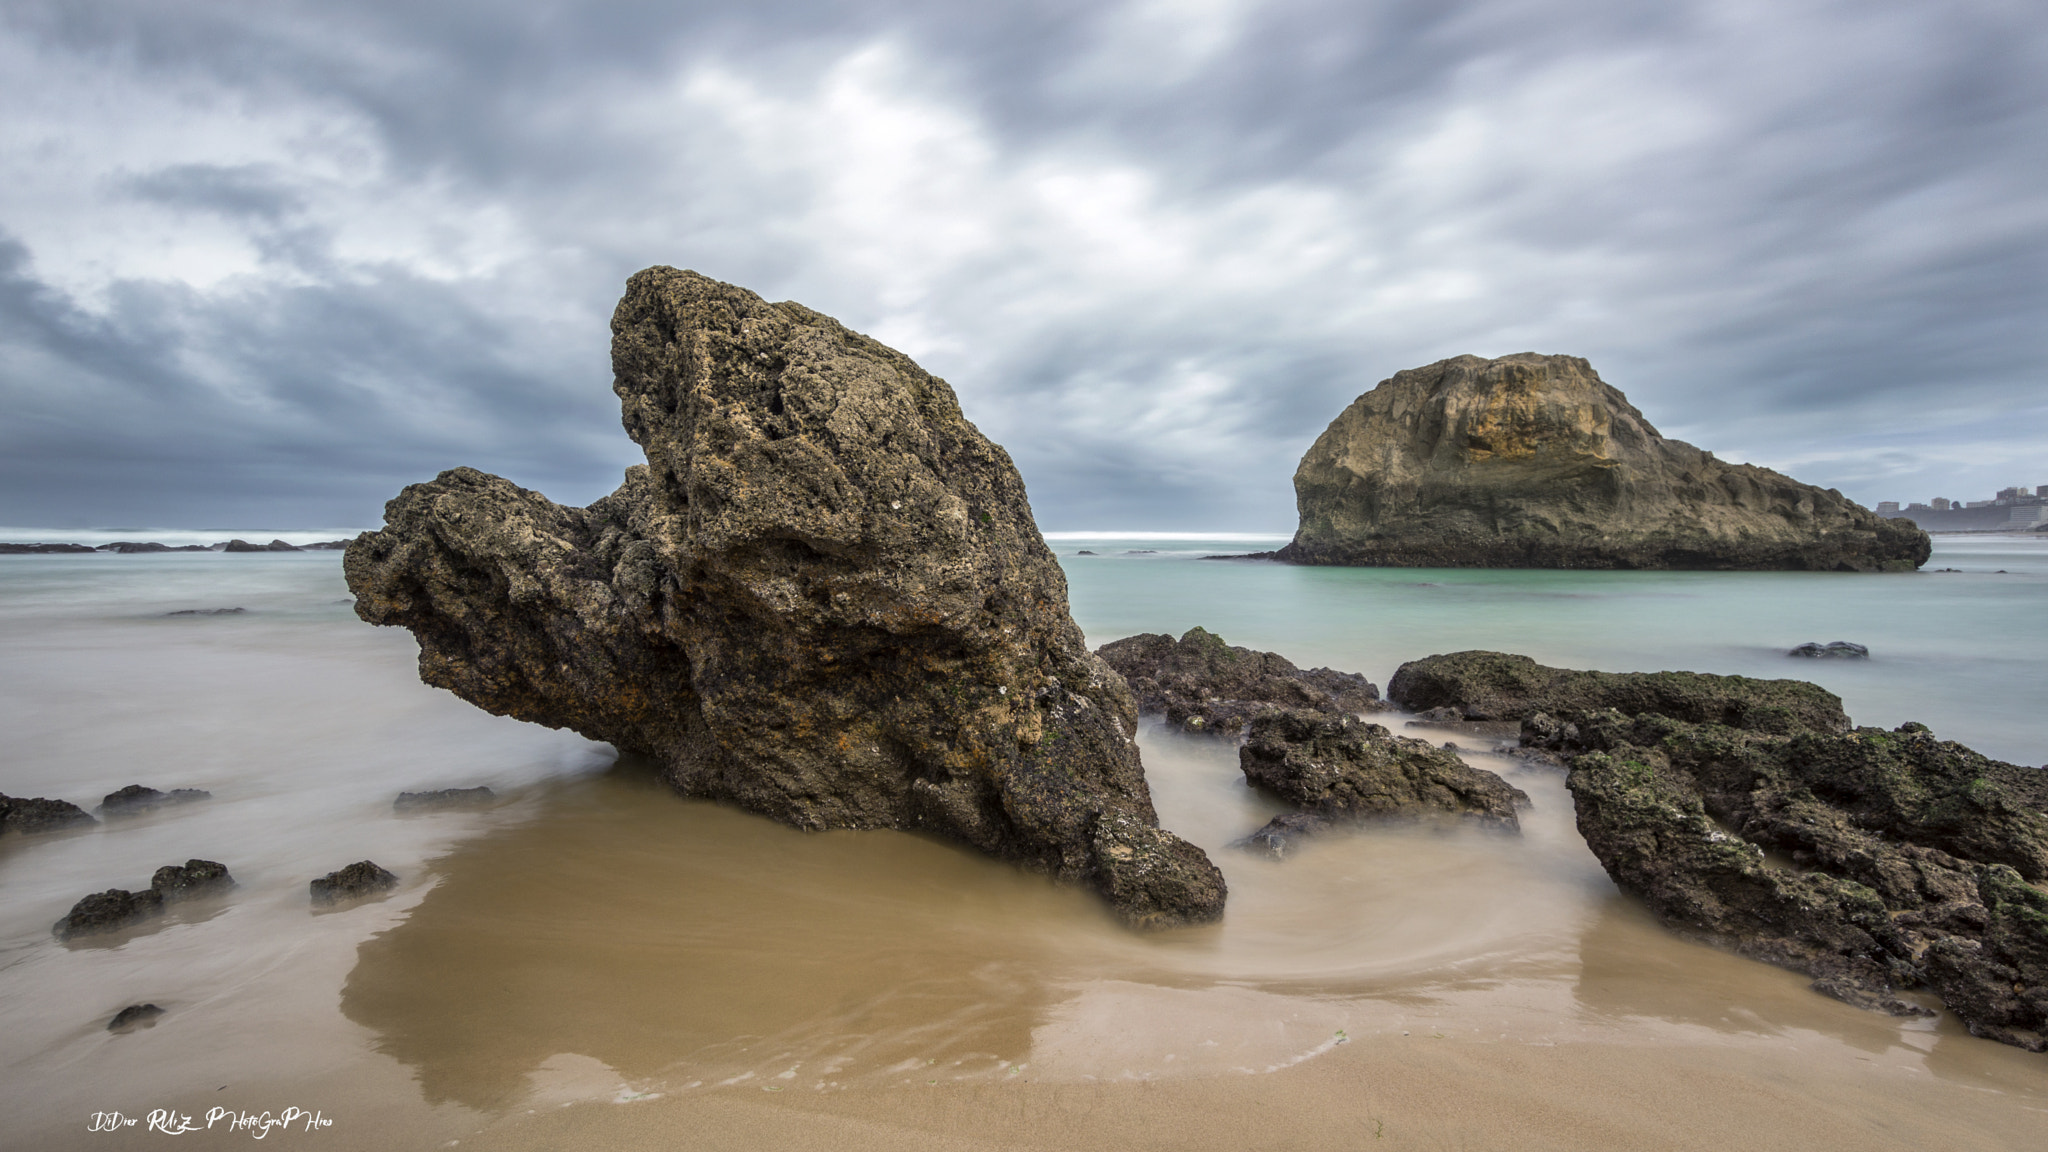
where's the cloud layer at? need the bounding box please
[2,0,2043,530]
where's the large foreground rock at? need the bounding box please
[1097,627,1384,736]
[346,267,1225,928]
[1276,354,1929,571]
[1417,652,2048,1051]
[0,794,96,834]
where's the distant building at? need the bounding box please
[1906,502,1931,512]
[1931,498,1952,510]
[1876,501,1900,514]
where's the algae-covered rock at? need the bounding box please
[1388,650,1848,734]
[1239,708,1527,835]
[1097,626,1383,736]
[346,267,1224,928]
[1536,697,2048,1050]
[1277,354,1929,571]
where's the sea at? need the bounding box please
[1,533,2044,1150]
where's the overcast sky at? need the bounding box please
[1,0,2042,533]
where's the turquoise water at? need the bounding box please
[1054,533,2048,766]
[3,537,2045,1143]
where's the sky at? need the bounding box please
[1,0,2043,534]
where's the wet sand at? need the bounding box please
[337,730,2042,1149]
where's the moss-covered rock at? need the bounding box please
[1388,650,1848,734]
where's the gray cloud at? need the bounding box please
[1,0,2042,532]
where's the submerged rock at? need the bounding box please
[310,860,400,905]
[100,785,212,816]
[165,608,245,617]
[344,268,1224,929]
[0,794,97,834]
[1097,627,1385,737]
[1484,658,2048,1051]
[1789,641,1869,659]
[53,889,164,940]
[51,860,235,940]
[394,786,496,812]
[1387,650,1848,735]
[151,859,235,901]
[107,1004,165,1032]
[1233,811,1335,860]
[1276,354,1929,571]
[1239,708,1528,834]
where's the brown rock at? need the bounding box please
[1277,354,1929,571]
[344,267,1225,928]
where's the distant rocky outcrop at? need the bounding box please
[345,267,1225,929]
[1789,641,1869,659]
[1097,627,1385,736]
[222,539,302,552]
[0,543,96,554]
[1410,651,2048,1051]
[1276,354,1929,571]
[1236,709,1527,855]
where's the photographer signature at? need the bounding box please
[88,1107,333,1137]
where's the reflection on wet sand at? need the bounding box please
[346,728,2047,1149]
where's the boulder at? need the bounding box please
[100,785,212,816]
[344,268,1224,929]
[0,794,97,834]
[219,539,265,552]
[1387,650,1848,734]
[1789,641,1869,659]
[151,859,235,901]
[1097,627,1385,737]
[394,786,496,812]
[1239,708,1527,835]
[310,860,400,905]
[1276,354,1929,571]
[1234,811,1335,860]
[1525,695,2048,1050]
[53,889,164,940]
[107,1004,165,1032]
[98,542,170,553]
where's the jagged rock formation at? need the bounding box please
[1409,651,2048,1051]
[1276,354,1930,571]
[1097,626,1384,736]
[346,267,1226,929]
[1235,709,1527,855]
[1387,650,1848,735]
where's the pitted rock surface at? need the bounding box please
[1097,626,1384,737]
[1495,667,2048,1051]
[1277,354,1928,571]
[346,267,1224,928]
